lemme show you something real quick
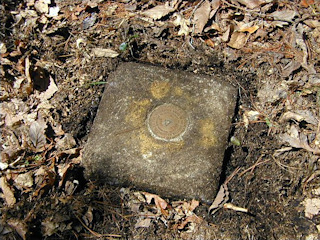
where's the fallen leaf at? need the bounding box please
[142,192,168,211]
[92,48,119,58]
[281,60,301,77]
[41,217,59,236]
[238,25,259,34]
[29,119,47,152]
[304,20,320,28]
[303,198,320,219]
[281,130,320,155]
[0,42,7,54]
[37,76,58,101]
[177,215,202,230]
[228,31,249,49]
[295,24,316,74]
[280,111,318,125]
[56,133,76,151]
[172,13,191,36]
[34,0,50,14]
[14,172,34,190]
[82,206,93,226]
[270,10,296,22]
[33,169,56,197]
[135,218,152,228]
[187,199,199,212]
[209,183,229,215]
[234,0,265,9]
[300,0,315,7]
[8,219,27,240]
[48,6,59,17]
[142,2,177,20]
[193,0,211,34]
[58,163,72,187]
[209,0,220,19]
[0,176,16,207]
[82,13,97,29]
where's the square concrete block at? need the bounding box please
[82,63,237,202]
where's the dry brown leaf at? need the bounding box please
[37,76,58,101]
[228,31,249,49]
[0,176,16,207]
[135,218,152,228]
[188,199,199,212]
[142,192,168,210]
[281,60,301,77]
[58,163,72,187]
[92,48,119,58]
[56,133,76,151]
[303,198,320,219]
[142,2,177,20]
[34,0,50,14]
[14,172,34,190]
[300,0,315,7]
[8,219,28,240]
[0,42,7,54]
[172,13,190,36]
[238,25,259,34]
[193,0,211,34]
[210,0,220,19]
[304,20,320,28]
[177,215,202,230]
[281,131,320,155]
[270,10,296,22]
[82,206,93,226]
[280,111,318,125]
[33,169,56,197]
[209,183,229,215]
[234,0,265,9]
[29,120,47,152]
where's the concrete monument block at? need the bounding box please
[82,63,237,202]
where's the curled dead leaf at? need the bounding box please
[142,192,168,211]
[142,3,175,20]
[29,120,47,152]
[193,0,211,34]
[0,176,16,207]
[8,219,27,240]
[37,76,58,101]
[303,198,320,219]
[135,218,152,228]
[172,13,190,36]
[209,183,229,215]
[234,0,265,9]
[92,48,119,58]
[228,32,249,49]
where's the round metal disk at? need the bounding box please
[147,104,189,141]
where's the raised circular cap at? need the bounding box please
[147,104,189,141]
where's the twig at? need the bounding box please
[75,214,122,239]
[238,155,269,177]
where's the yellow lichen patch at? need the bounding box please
[139,131,185,155]
[150,81,171,99]
[139,132,162,155]
[199,119,216,148]
[173,86,183,96]
[125,99,151,127]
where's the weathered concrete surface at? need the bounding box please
[82,63,237,202]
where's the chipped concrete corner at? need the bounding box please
[82,63,237,202]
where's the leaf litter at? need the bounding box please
[1,0,320,239]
